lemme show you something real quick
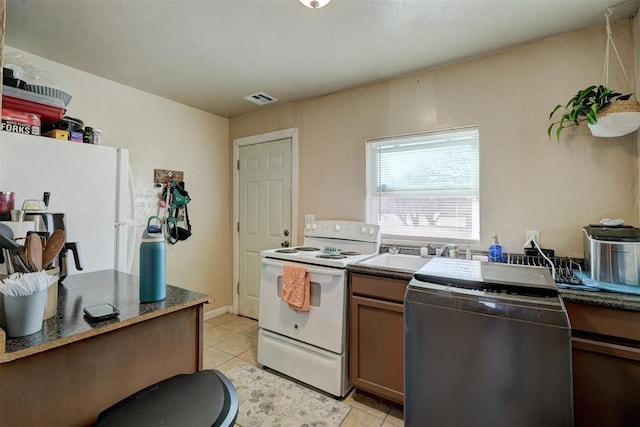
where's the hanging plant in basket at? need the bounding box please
[588,97,640,137]
[547,85,639,140]
[548,9,640,140]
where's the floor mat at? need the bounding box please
[225,364,351,427]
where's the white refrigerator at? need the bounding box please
[0,131,136,276]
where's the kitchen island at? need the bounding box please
[0,269,212,427]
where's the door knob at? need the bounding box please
[281,241,290,247]
[283,229,290,237]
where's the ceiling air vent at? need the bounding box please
[243,92,278,106]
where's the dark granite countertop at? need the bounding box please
[558,288,640,312]
[348,263,640,312]
[0,270,212,363]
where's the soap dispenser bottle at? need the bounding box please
[139,216,166,302]
[488,234,503,263]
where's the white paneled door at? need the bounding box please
[238,138,292,319]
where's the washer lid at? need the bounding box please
[413,258,557,296]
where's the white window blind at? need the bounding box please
[366,127,480,243]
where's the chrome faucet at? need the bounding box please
[420,243,437,257]
[436,244,458,258]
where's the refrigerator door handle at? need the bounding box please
[126,165,136,273]
[115,148,137,273]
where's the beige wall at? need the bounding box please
[1,16,637,312]
[230,21,639,258]
[3,46,231,312]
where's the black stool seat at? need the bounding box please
[95,369,238,427]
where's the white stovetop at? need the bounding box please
[261,246,377,269]
[261,220,380,268]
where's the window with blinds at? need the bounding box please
[366,127,480,243]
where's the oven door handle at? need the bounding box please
[262,259,345,277]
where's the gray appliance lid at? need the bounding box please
[413,258,557,296]
[583,224,640,242]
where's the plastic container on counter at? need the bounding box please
[488,234,503,263]
[0,191,15,213]
[93,128,103,145]
[83,126,94,144]
[2,85,65,124]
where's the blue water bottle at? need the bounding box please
[139,216,166,302]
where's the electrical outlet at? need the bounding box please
[525,230,539,246]
[305,214,315,225]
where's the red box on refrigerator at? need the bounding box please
[1,108,41,135]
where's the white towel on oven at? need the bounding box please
[281,264,310,311]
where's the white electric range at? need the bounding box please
[258,220,380,397]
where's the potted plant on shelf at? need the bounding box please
[547,85,640,140]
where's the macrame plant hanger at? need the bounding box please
[588,8,640,137]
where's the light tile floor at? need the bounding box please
[204,313,404,427]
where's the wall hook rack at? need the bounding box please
[154,169,184,187]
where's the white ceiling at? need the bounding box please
[4,0,640,118]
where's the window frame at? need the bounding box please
[365,126,480,245]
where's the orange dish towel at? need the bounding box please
[281,264,310,312]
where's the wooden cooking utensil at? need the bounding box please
[42,229,66,269]
[27,232,43,272]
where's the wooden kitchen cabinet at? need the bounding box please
[349,272,407,405]
[565,301,640,426]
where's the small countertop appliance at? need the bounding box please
[583,224,640,286]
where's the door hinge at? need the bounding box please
[237,222,240,232]
[236,282,240,295]
[237,160,240,170]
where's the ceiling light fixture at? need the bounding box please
[299,0,331,9]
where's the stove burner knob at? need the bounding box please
[369,228,375,235]
[361,226,367,234]
[312,223,317,230]
[305,223,312,231]
[335,224,341,231]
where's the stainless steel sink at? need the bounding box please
[358,253,432,272]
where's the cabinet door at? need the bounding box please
[350,294,404,404]
[572,336,640,426]
[566,302,640,426]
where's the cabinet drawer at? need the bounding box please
[350,273,408,303]
[565,302,640,342]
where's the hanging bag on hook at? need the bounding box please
[165,181,192,244]
[170,181,191,208]
[166,208,192,244]
[176,203,192,241]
